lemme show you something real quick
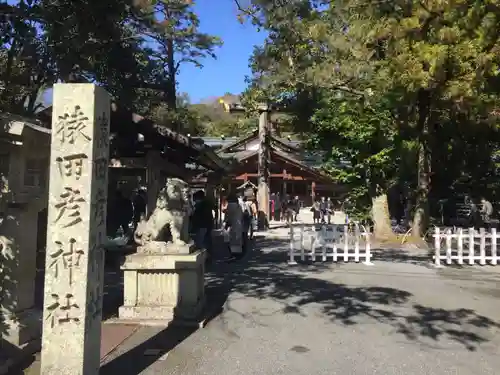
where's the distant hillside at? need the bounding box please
[198,93,241,106]
[188,93,256,137]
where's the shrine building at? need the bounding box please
[196,130,346,206]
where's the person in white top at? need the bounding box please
[225,193,244,259]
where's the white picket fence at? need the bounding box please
[288,224,373,265]
[433,227,500,266]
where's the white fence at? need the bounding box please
[433,227,500,266]
[288,224,373,265]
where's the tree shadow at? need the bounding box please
[61,231,500,374]
[204,235,500,352]
[371,247,434,266]
[99,325,197,375]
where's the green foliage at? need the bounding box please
[0,0,222,135]
[309,94,399,219]
[242,0,500,227]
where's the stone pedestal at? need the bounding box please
[119,250,206,325]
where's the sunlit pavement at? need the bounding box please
[98,223,500,375]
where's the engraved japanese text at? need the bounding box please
[97,112,109,149]
[45,293,80,328]
[49,238,84,286]
[54,187,85,227]
[56,153,88,180]
[55,105,91,145]
[88,286,102,321]
[89,231,103,278]
[92,188,106,226]
[94,158,107,180]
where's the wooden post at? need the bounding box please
[257,108,270,225]
[311,181,316,205]
[220,100,285,230]
[283,168,287,196]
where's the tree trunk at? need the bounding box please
[412,139,430,238]
[371,193,393,239]
[165,39,177,110]
[412,89,431,238]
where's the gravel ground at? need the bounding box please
[100,225,500,375]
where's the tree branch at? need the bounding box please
[233,0,264,27]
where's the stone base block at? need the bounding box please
[1,307,41,347]
[0,339,40,375]
[137,241,195,255]
[0,308,41,375]
[118,250,206,325]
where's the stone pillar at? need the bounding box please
[40,84,110,374]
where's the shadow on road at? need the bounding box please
[99,325,197,375]
[371,247,434,266]
[205,234,500,352]
[99,232,500,374]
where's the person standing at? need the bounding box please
[467,196,482,228]
[293,195,300,222]
[312,199,321,224]
[480,197,493,228]
[132,188,147,231]
[284,196,295,223]
[319,196,327,224]
[275,192,282,221]
[108,190,133,238]
[270,193,276,222]
[192,190,214,262]
[241,195,254,254]
[225,193,244,259]
[247,194,258,239]
[326,197,334,224]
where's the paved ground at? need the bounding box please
[97,222,500,375]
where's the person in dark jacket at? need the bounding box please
[192,190,214,261]
[132,188,147,230]
[293,196,300,222]
[108,190,133,237]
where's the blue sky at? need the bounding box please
[42,0,265,106]
[178,0,266,103]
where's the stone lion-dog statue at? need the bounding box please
[134,178,192,252]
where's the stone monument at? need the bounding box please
[40,84,110,374]
[119,178,206,324]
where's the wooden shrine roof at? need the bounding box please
[215,147,335,183]
[0,112,51,136]
[36,104,226,172]
[215,131,301,154]
[217,130,258,152]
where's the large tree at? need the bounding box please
[1,0,222,136]
[133,0,222,119]
[240,0,500,238]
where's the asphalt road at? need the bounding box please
[100,226,500,375]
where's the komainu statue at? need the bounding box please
[134,178,192,253]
